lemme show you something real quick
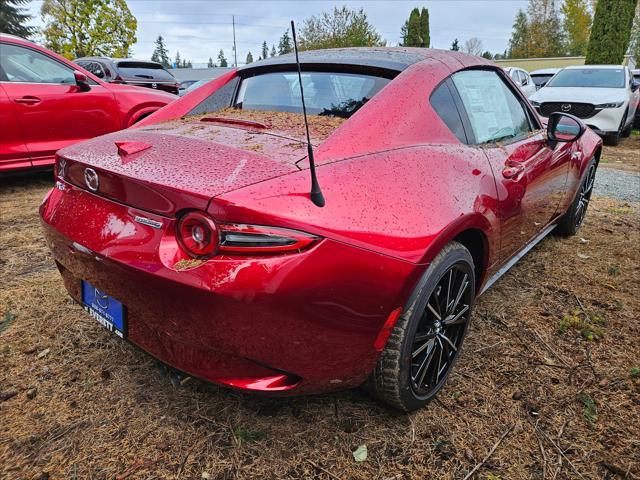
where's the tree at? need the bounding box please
[300,6,385,50]
[463,37,484,56]
[508,10,530,57]
[41,0,137,59]
[246,51,253,64]
[450,38,460,51]
[217,49,228,67]
[174,51,181,68]
[526,0,565,57]
[0,0,36,38]
[270,44,276,57]
[401,7,430,47]
[561,0,593,56]
[207,57,214,68]
[586,0,637,64]
[278,29,293,54]
[481,51,493,59]
[151,35,171,68]
[629,4,640,63]
[261,41,268,59]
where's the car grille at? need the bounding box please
[539,102,596,119]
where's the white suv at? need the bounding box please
[504,67,536,98]
[529,65,640,145]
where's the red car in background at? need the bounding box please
[0,34,176,173]
[40,48,602,411]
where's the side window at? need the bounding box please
[430,81,467,143]
[518,71,528,85]
[84,62,105,78]
[451,69,534,145]
[510,69,519,82]
[0,43,75,84]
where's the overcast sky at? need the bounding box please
[26,0,528,66]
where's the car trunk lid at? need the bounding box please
[58,122,309,217]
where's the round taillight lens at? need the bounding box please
[176,211,218,259]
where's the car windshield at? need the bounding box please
[234,71,391,118]
[531,74,554,87]
[546,68,624,88]
[116,61,175,81]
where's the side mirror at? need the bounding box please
[522,77,529,86]
[73,70,91,92]
[547,112,585,148]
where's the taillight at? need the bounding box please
[218,223,319,254]
[176,211,219,259]
[176,212,319,258]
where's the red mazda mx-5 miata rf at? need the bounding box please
[40,48,601,411]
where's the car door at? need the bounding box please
[0,42,121,167]
[626,68,639,122]
[0,83,31,171]
[450,69,572,262]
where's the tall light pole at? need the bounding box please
[232,15,238,67]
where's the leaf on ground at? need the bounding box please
[37,348,50,359]
[353,444,367,462]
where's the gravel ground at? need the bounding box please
[594,167,640,203]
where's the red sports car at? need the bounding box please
[0,34,176,173]
[40,48,601,411]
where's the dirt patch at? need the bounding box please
[600,132,640,173]
[1,176,639,479]
[187,108,348,143]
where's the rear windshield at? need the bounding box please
[234,71,390,118]
[116,61,175,81]
[531,74,554,87]
[546,68,624,88]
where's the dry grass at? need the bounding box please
[1,173,639,480]
[601,133,640,173]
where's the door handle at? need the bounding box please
[14,96,41,105]
[502,163,525,179]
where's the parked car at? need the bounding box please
[178,79,199,96]
[0,34,176,173]
[178,78,209,96]
[530,67,561,89]
[504,66,536,97]
[634,69,640,127]
[40,48,602,411]
[74,57,180,95]
[530,65,640,145]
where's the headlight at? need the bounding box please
[595,101,624,109]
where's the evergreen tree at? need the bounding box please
[508,10,529,58]
[401,7,430,47]
[586,0,637,64]
[278,29,293,54]
[561,0,593,56]
[418,7,430,47]
[629,4,640,63]
[217,49,228,67]
[0,0,36,38]
[261,41,269,59]
[174,51,181,68]
[207,57,214,68]
[481,51,493,59]
[451,38,460,51]
[270,44,277,57]
[151,35,171,68]
[246,51,254,64]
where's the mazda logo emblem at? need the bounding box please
[84,168,99,191]
[561,103,571,112]
[151,82,157,88]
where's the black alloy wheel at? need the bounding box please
[410,263,472,397]
[574,162,596,229]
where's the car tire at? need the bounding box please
[366,241,476,411]
[554,158,597,237]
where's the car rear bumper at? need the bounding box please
[40,182,420,395]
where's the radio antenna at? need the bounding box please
[291,20,325,208]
